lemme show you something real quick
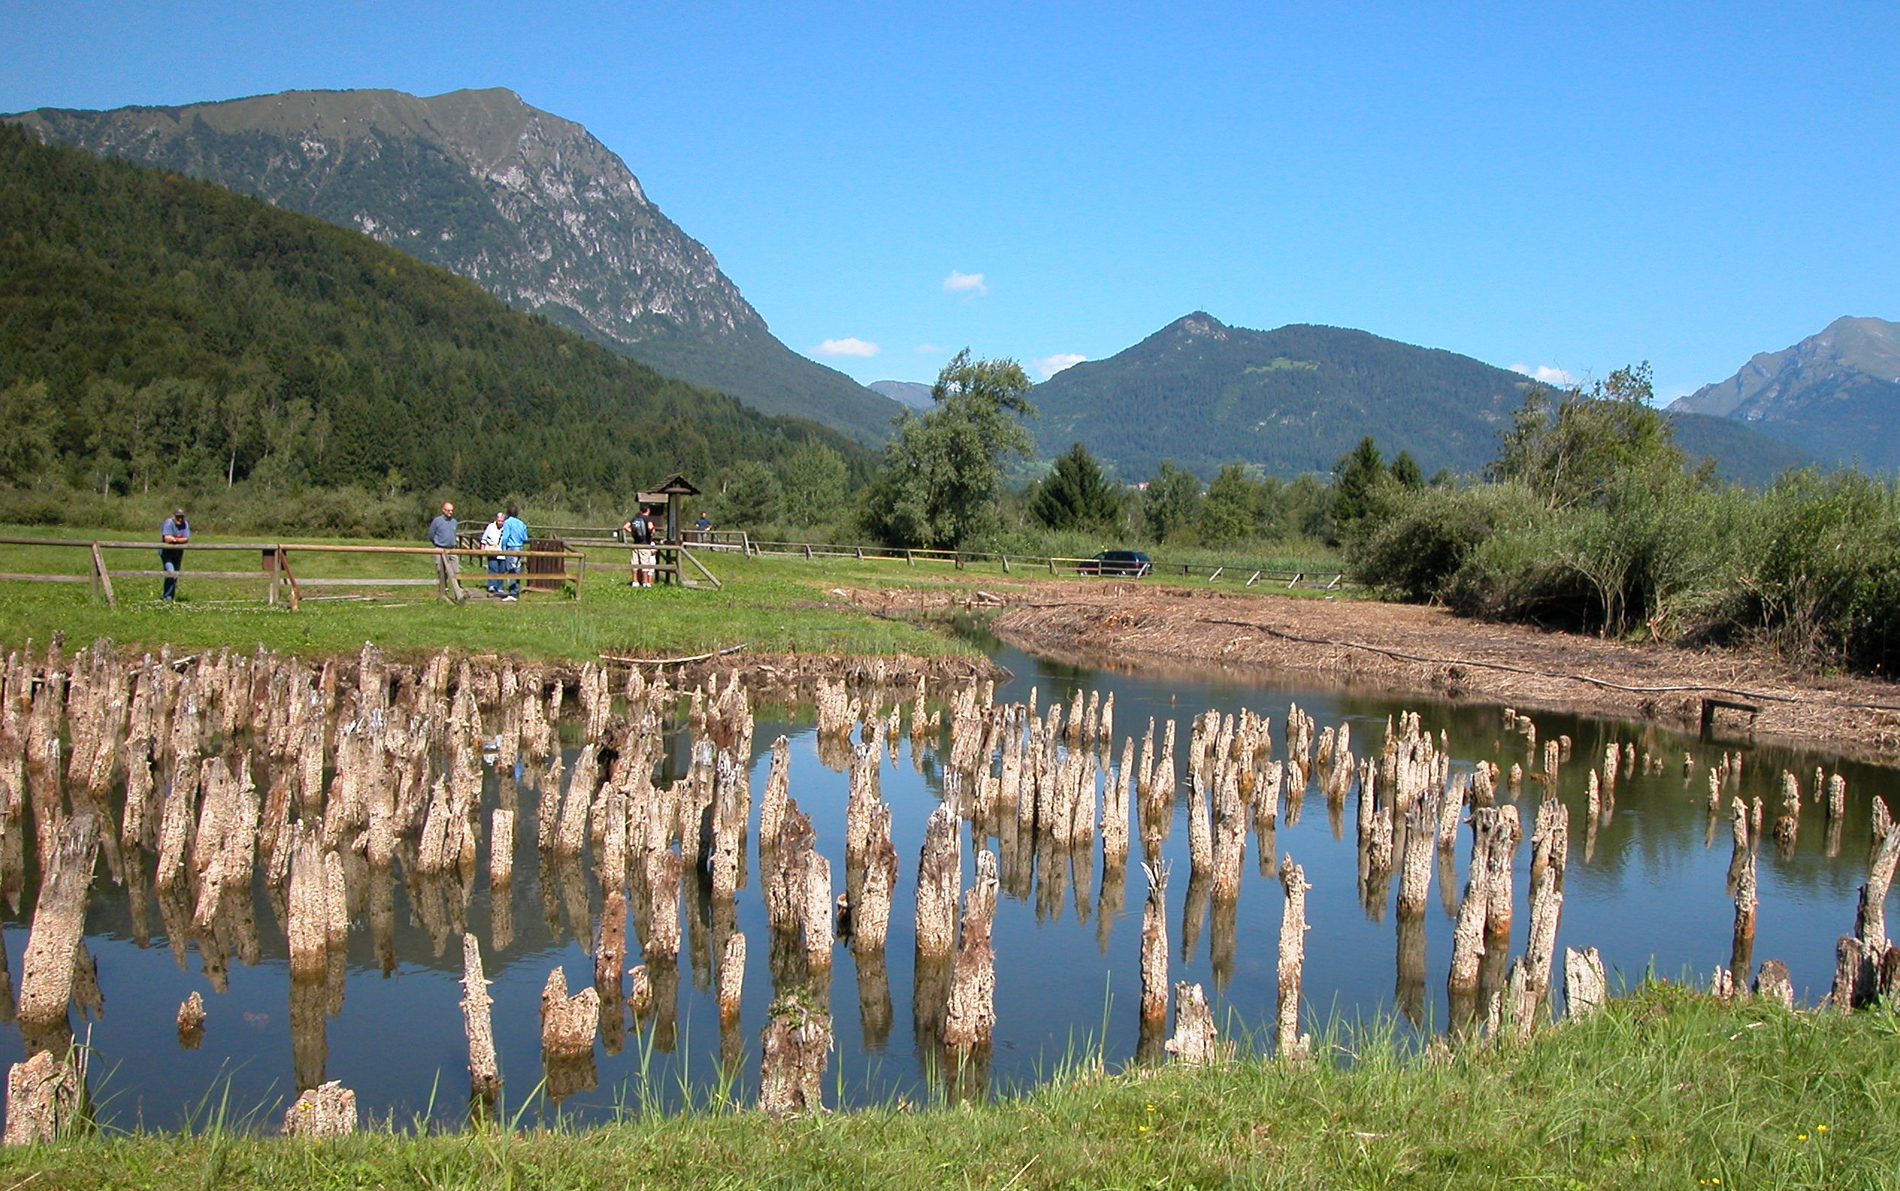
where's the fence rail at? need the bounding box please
[739,537,1351,590]
[0,537,587,608]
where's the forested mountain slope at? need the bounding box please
[8,87,900,442]
[0,125,868,501]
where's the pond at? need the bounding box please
[0,633,1889,1130]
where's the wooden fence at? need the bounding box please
[0,537,588,608]
[740,538,1350,590]
[534,525,1345,589]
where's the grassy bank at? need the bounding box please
[0,534,980,662]
[5,986,1896,1189]
[0,526,1347,663]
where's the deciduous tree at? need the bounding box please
[863,350,1035,548]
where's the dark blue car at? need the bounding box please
[1081,549,1152,577]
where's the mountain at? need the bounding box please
[0,123,868,499]
[869,380,935,411]
[1032,312,1811,485]
[1030,313,1533,480]
[1669,317,1900,471]
[1664,411,1820,486]
[5,87,900,442]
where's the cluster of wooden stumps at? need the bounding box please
[1,632,1891,1139]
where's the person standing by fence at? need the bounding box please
[159,507,189,601]
[480,511,506,596]
[624,505,658,587]
[428,501,466,603]
[500,504,528,600]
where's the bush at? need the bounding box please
[1346,482,1541,602]
[1715,470,1900,668]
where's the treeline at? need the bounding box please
[1342,366,1900,674]
[0,124,871,518]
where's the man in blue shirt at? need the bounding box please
[159,508,189,601]
[427,501,466,603]
[499,504,529,600]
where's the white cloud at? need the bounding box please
[942,270,989,296]
[915,343,946,354]
[1034,352,1087,380]
[1509,363,1577,387]
[816,337,881,358]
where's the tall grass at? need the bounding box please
[1350,469,1900,674]
[4,986,1895,1190]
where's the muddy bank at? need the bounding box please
[837,581,1900,761]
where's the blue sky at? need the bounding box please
[4,1,1896,398]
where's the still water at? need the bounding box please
[6,636,1888,1128]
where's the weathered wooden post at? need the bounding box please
[17,813,99,1031]
[4,1047,84,1144]
[915,804,961,957]
[1164,981,1225,1065]
[461,934,501,1103]
[943,851,1000,1048]
[1277,855,1312,1061]
[540,967,599,1058]
[759,992,830,1118]
[282,1082,357,1137]
[1140,860,1169,1026]
[1564,946,1607,1018]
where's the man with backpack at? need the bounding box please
[623,505,657,587]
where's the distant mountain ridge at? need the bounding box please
[6,87,899,441]
[1669,316,1900,471]
[869,380,935,410]
[1033,312,1812,485]
[1030,313,1529,479]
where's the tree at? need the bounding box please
[1491,363,1684,509]
[1330,435,1387,536]
[0,382,55,486]
[1141,461,1202,542]
[779,442,849,527]
[716,460,784,528]
[1030,442,1122,532]
[1390,450,1424,489]
[862,350,1035,548]
[1198,463,1259,545]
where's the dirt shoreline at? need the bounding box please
[836,580,1900,762]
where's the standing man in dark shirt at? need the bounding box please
[428,501,466,603]
[159,507,189,601]
[623,505,657,587]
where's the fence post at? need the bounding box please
[90,543,115,606]
[906,550,915,567]
[1001,555,1011,574]
[264,547,280,605]
[805,544,814,560]
[279,547,301,610]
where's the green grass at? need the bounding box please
[0,526,1357,662]
[0,531,973,662]
[5,986,1896,1189]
